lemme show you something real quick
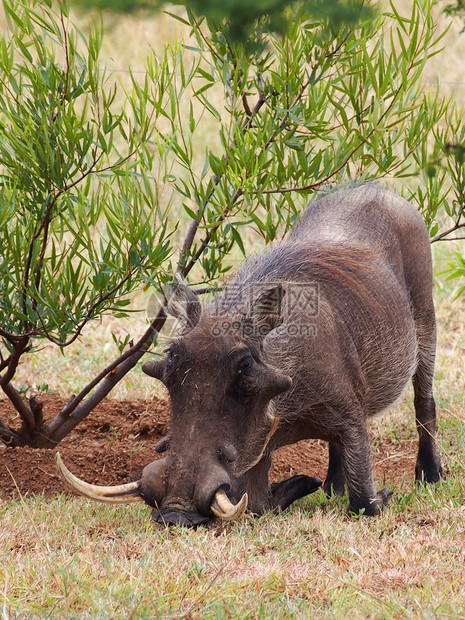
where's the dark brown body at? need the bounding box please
[141,184,443,525]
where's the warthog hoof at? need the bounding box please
[350,488,393,516]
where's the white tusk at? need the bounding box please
[55,452,144,504]
[210,489,248,521]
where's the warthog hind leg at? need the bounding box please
[413,391,444,483]
[412,318,444,484]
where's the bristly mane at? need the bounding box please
[211,241,379,317]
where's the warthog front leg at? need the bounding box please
[270,475,322,511]
[323,441,345,497]
[339,422,392,516]
[237,453,321,514]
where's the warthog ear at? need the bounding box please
[247,284,285,340]
[141,360,165,380]
[165,274,201,329]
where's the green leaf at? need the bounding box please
[229,225,245,256]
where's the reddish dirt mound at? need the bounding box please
[0,396,417,501]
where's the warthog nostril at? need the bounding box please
[155,435,170,454]
[152,508,210,527]
[194,458,233,516]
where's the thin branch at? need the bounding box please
[434,236,465,242]
[0,327,22,344]
[242,93,252,117]
[431,220,465,242]
[1,382,35,432]
[0,355,12,374]
[41,306,167,443]
[62,152,105,193]
[178,78,267,273]
[193,285,222,296]
[23,213,49,325]
[260,80,405,196]
[192,16,224,64]
[255,31,351,157]
[22,149,101,321]
[181,187,244,277]
[0,337,29,388]
[59,12,70,107]
[33,214,52,296]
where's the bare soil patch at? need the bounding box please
[0,396,417,501]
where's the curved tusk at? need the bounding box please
[55,452,144,504]
[210,489,248,521]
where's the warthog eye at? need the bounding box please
[237,355,253,374]
[162,347,174,366]
[159,347,177,386]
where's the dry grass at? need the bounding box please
[1,479,465,617]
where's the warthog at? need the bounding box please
[57,184,444,526]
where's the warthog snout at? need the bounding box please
[56,451,248,527]
[143,452,243,527]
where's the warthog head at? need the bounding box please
[57,277,295,526]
